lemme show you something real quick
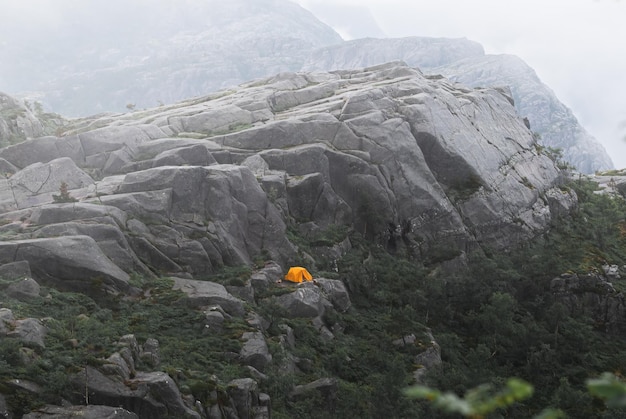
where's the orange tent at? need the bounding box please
[284,266,313,283]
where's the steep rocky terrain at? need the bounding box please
[0,2,611,174]
[303,37,614,174]
[0,62,583,417]
[0,62,574,278]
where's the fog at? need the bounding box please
[295,0,626,169]
[1,0,624,168]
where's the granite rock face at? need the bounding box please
[0,93,47,147]
[0,63,575,286]
[2,2,606,173]
[433,54,613,174]
[303,37,612,173]
[0,44,587,419]
[301,36,485,72]
[551,270,626,336]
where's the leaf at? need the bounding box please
[404,385,471,415]
[587,372,626,407]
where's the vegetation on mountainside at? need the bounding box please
[52,182,78,203]
[1,177,626,417]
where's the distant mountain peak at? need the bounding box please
[0,3,611,172]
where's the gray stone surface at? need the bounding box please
[0,236,130,295]
[551,272,626,336]
[0,57,581,305]
[172,277,245,316]
[23,405,138,419]
[5,277,40,300]
[7,317,47,348]
[71,366,200,419]
[0,93,46,146]
[140,338,160,368]
[240,332,272,372]
[0,308,15,335]
[303,37,612,174]
[0,260,32,280]
[276,285,329,318]
[316,278,351,312]
[290,377,338,402]
[227,378,260,419]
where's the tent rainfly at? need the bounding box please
[284,266,313,283]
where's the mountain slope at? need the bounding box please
[433,54,613,174]
[303,37,613,174]
[0,3,610,173]
[0,0,342,116]
[2,62,626,419]
[0,62,573,277]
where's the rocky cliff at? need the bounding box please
[1,2,610,174]
[0,62,574,284]
[303,37,614,174]
[432,54,613,174]
[0,62,579,418]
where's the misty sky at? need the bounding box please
[295,0,626,170]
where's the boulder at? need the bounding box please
[227,378,260,419]
[278,324,296,350]
[315,278,351,312]
[0,260,31,281]
[127,372,200,419]
[203,308,225,333]
[32,221,148,274]
[7,317,47,348]
[8,157,93,208]
[171,277,245,316]
[250,262,284,294]
[285,171,351,228]
[0,236,130,295]
[127,236,183,275]
[151,144,217,168]
[226,283,255,304]
[170,105,254,136]
[78,125,165,170]
[276,284,329,318]
[102,351,133,382]
[290,377,338,403]
[140,338,160,368]
[118,335,142,363]
[26,202,128,227]
[603,264,621,280]
[70,367,200,419]
[240,332,272,372]
[97,190,172,225]
[0,308,15,335]
[5,277,40,301]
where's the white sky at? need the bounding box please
[294,0,626,170]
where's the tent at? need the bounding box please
[284,266,313,283]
